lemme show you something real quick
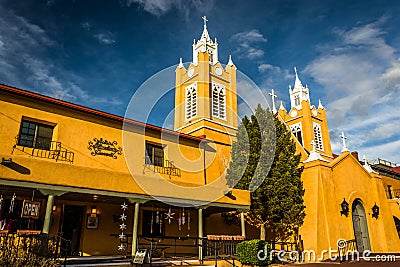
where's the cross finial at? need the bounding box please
[340,131,349,152]
[269,89,277,113]
[202,16,208,28]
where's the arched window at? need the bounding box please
[185,82,197,120]
[313,122,324,151]
[212,82,226,120]
[290,123,303,146]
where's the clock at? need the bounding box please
[188,68,194,77]
[290,110,297,118]
[215,66,222,76]
[312,109,318,116]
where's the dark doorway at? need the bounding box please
[60,205,84,256]
[352,199,371,252]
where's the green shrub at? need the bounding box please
[236,240,271,266]
[0,234,59,267]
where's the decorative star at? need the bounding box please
[118,244,126,251]
[119,223,127,230]
[165,207,175,224]
[119,233,126,240]
[120,213,127,221]
[121,202,128,210]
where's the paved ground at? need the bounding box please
[273,259,400,266]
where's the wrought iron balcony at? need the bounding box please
[13,137,74,163]
[144,159,181,177]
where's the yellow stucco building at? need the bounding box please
[0,18,400,262]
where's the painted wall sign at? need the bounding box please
[21,200,41,219]
[88,138,123,159]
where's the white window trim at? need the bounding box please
[211,82,226,120]
[289,122,304,146]
[312,122,324,151]
[185,82,197,121]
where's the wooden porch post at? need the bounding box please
[240,211,246,238]
[131,202,140,257]
[198,208,204,262]
[42,194,54,234]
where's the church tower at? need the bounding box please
[278,68,333,159]
[174,17,238,145]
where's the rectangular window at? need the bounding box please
[18,120,54,150]
[145,143,164,167]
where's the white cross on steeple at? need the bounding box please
[202,16,208,28]
[269,89,277,113]
[340,131,349,152]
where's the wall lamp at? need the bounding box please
[224,190,236,200]
[52,205,57,212]
[1,158,12,166]
[341,198,349,216]
[91,206,98,215]
[372,203,379,219]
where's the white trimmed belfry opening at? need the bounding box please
[185,82,197,120]
[313,122,324,151]
[211,82,226,120]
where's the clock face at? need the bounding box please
[312,109,318,116]
[188,68,194,77]
[290,110,298,118]
[215,66,222,76]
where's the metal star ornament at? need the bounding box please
[118,244,126,251]
[120,213,127,221]
[119,233,126,240]
[121,202,128,210]
[119,223,127,230]
[165,207,175,224]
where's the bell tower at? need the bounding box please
[278,68,333,159]
[174,17,238,145]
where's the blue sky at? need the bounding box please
[0,0,399,163]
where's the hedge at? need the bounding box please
[236,240,271,266]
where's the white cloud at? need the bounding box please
[230,29,267,60]
[0,5,121,107]
[305,18,400,163]
[94,32,116,45]
[123,0,215,17]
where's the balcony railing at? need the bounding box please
[13,138,74,163]
[144,159,181,177]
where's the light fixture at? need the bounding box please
[1,158,12,165]
[372,203,379,219]
[91,206,97,215]
[224,190,236,200]
[52,205,57,212]
[341,198,349,216]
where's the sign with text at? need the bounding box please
[133,249,147,264]
[21,200,41,219]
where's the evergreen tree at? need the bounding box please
[226,105,305,241]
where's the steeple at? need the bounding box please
[289,67,310,110]
[192,16,218,65]
[294,67,303,89]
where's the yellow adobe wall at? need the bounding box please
[0,93,249,206]
[299,152,400,258]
